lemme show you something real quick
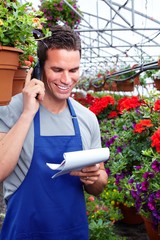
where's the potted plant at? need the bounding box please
[0,0,50,104]
[128,148,160,239]
[88,92,160,235]
[39,0,83,29]
[85,192,125,240]
[152,70,160,90]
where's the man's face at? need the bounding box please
[43,48,80,101]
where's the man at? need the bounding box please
[0,25,108,239]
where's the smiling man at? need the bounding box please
[0,25,108,240]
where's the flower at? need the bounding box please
[85,191,124,240]
[88,92,160,228]
[0,0,51,66]
[74,92,160,227]
[39,0,83,29]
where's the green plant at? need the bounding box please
[88,92,160,226]
[39,0,83,29]
[152,70,160,79]
[85,193,125,240]
[127,148,160,229]
[89,219,126,240]
[0,0,51,66]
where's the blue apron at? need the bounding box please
[0,99,89,240]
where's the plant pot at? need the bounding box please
[12,66,28,96]
[116,80,134,92]
[103,82,117,91]
[134,76,140,85]
[153,78,160,90]
[143,217,160,240]
[0,46,23,105]
[119,204,144,225]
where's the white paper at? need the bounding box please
[46,147,110,178]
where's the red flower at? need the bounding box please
[88,196,95,202]
[97,73,102,78]
[151,128,160,153]
[89,96,115,115]
[117,96,142,113]
[134,119,153,133]
[28,55,34,63]
[108,111,118,119]
[154,100,160,111]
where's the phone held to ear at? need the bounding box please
[31,62,42,99]
[31,62,41,80]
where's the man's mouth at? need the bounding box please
[57,85,70,91]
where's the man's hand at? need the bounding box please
[70,164,101,185]
[22,68,45,116]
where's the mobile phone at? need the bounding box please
[32,61,41,80]
[31,61,42,99]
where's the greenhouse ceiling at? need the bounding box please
[73,0,160,74]
[28,0,160,74]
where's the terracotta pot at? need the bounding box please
[154,78,160,90]
[143,217,160,240]
[116,80,134,92]
[12,66,28,96]
[134,76,140,85]
[103,82,117,91]
[119,204,143,225]
[0,46,23,105]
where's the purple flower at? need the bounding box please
[148,195,156,211]
[151,160,160,172]
[142,171,154,179]
[105,168,111,175]
[116,146,122,153]
[130,190,137,198]
[128,178,134,184]
[135,165,142,170]
[141,181,149,191]
[105,135,118,147]
[156,190,160,199]
[115,173,124,185]
[123,125,127,130]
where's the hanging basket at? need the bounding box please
[0,46,23,105]
[103,82,118,91]
[116,79,134,92]
[134,75,140,85]
[12,66,28,96]
[153,78,160,90]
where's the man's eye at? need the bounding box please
[70,69,78,73]
[53,68,61,72]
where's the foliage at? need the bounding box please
[39,0,83,29]
[85,193,125,240]
[74,92,160,228]
[88,92,160,227]
[89,219,126,240]
[152,70,160,79]
[127,149,160,229]
[0,0,51,66]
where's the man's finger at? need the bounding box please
[25,68,33,86]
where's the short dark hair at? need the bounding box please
[37,25,81,68]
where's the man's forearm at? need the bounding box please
[0,112,33,182]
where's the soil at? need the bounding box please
[115,221,149,240]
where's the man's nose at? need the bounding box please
[61,71,71,84]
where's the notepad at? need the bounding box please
[46,147,110,178]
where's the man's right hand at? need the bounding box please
[22,68,45,116]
